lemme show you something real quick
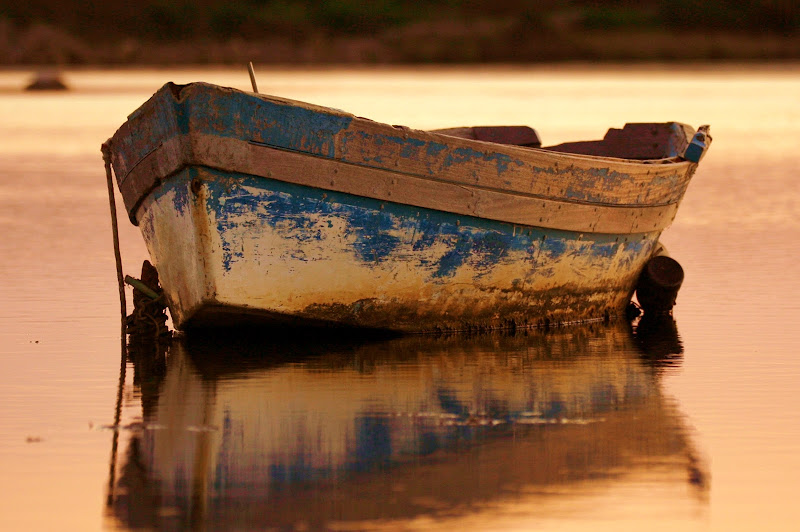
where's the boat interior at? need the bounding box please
[432,122,694,160]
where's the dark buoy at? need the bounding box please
[635,254,684,314]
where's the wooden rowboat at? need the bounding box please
[105,82,710,332]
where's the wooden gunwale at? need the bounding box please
[110,83,697,229]
[331,116,694,205]
[123,134,683,235]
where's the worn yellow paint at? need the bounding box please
[139,168,658,331]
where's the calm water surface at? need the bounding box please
[0,65,798,531]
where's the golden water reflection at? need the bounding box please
[107,320,705,530]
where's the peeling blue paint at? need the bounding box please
[562,166,637,203]
[342,129,529,178]
[192,88,353,159]
[597,242,622,258]
[116,83,688,220]
[430,230,516,278]
[159,168,658,283]
[344,131,429,165]
[541,238,566,258]
[115,87,187,169]
[441,147,520,175]
[169,169,194,217]
[162,83,355,160]
[343,209,402,263]
[425,141,448,158]
[433,239,474,278]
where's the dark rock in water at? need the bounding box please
[24,70,68,91]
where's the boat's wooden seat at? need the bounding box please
[431,125,541,148]
[430,123,695,160]
[544,122,695,160]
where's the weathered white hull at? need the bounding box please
[107,82,710,331]
[139,167,660,331]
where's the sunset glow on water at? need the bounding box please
[0,65,798,530]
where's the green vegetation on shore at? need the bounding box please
[2,0,799,64]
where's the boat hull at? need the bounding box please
[140,166,658,331]
[107,82,704,332]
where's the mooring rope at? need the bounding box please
[102,142,127,350]
[102,142,127,506]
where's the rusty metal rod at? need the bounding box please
[248,62,259,93]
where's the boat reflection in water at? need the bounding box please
[107,319,704,530]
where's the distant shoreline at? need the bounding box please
[2,24,799,66]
